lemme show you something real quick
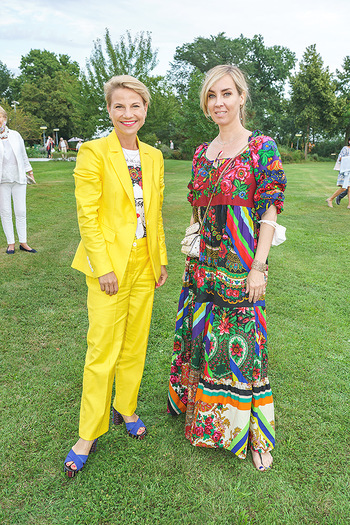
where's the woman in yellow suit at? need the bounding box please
[64,75,168,477]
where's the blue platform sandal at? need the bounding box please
[112,408,147,440]
[64,438,98,478]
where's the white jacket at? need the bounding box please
[0,129,32,184]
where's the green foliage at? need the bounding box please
[11,49,93,140]
[335,56,350,140]
[170,32,296,137]
[139,77,181,146]
[25,146,46,158]
[312,136,345,158]
[175,69,217,156]
[278,146,305,164]
[82,29,160,133]
[19,72,88,139]
[0,99,42,142]
[1,32,349,152]
[290,45,338,158]
[18,49,80,83]
[86,28,159,84]
[0,161,350,524]
[0,60,13,101]
[170,32,249,94]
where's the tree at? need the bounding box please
[0,99,42,142]
[85,29,158,86]
[0,61,13,102]
[19,71,94,139]
[175,69,217,156]
[335,56,350,141]
[82,29,160,133]
[12,49,94,139]
[170,33,249,95]
[19,49,79,83]
[138,76,181,146]
[290,45,338,158]
[170,33,296,137]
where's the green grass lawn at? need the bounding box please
[0,160,349,525]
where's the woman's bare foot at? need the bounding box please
[65,438,95,471]
[122,413,146,436]
[326,198,333,208]
[251,449,273,471]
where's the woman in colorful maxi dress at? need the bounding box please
[167,65,287,471]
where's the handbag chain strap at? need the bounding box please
[197,143,248,230]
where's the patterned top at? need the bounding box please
[337,145,350,161]
[337,146,350,175]
[123,148,146,239]
[188,130,286,221]
[187,130,287,309]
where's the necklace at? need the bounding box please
[123,148,140,168]
[216,136,237,146]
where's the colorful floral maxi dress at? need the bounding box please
[167,131,287,459]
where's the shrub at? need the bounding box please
[279,147,304,164]
[159,144,172,159]
[26,146,46,158]
[170,149,185,160]
[313,138,345,158]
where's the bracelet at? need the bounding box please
[251,259,267,272]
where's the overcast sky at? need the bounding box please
[1,0,348,78]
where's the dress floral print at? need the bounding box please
[168,130,286,459]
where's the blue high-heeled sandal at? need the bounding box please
[63,438,98,478]
[112,408,147,440]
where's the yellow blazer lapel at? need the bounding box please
[139,139,153,215]
[107,131,135,208]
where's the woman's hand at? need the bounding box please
[27,170,36,183]
[246,269,266,303]
[98,271,118,295]
[156,265,168,288]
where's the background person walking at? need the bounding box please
[326,138,350,209]
[46,136,54,159]
[58,137,68,159]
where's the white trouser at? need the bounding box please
[0,182,27,244]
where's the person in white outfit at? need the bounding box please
[326,138,350,209]
[0,106,37,254]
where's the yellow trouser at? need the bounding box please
[79,238,155,440]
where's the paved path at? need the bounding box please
[30,158,76,162]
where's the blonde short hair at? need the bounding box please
[200,65,249,124]
[0,105,8,119]
[104,75,151,107]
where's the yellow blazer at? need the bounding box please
[71,131,167,284]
